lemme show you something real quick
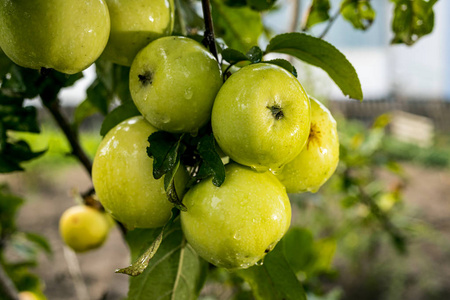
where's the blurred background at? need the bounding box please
[1,0,450,300]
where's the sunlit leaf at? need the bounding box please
[341,0,376,30]
[211,0,264,53]
[237,239,307,300]
[304,0,331,29]
[391,0,438,45]
[126,219,207,299]
[266,33,363,100]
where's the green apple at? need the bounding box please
[129,36,222,133]
[181,163,291,269]
[277,97,339,193]
[102,0,174,66]
[92,116,187,229]
[59,205,110,253]
[211,63,311,172]
[0,0,110,74]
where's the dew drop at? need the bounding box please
[233,231,241,240]
[255,259,264,266]
[161,115,171,124]
[184,87,193,99]
[250,165,268,173]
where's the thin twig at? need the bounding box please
[0,263,19,300]
[318,9,341,39]
[201,0,219,61]
[289,0,302,33]
[43,99,92,176]
[357,185,407,253]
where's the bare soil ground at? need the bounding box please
[2,162,450,300]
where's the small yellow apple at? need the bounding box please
[59,205,110,253]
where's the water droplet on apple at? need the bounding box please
[184,87,193,99]
[269,165,285,175]
[161,115,171,123]
[255,259,264,266]
[250,165,268,173]
[233,231,241,240]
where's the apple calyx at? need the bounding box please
[268,105,284,120]
[138,71,153,86]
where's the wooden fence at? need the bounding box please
[329,100,450,133]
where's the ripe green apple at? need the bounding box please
[277,97,339,193]
[211,63,311,172]
[102,0,174,66]
[0,0,110,74]
[59,205,110,253]
[92,116,187,229]
[181,163,291,269]
[129,36,222,133]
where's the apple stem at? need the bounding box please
[201,0,219,61]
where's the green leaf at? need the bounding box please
[341,0,376,30]
[282,228,315,274]
[196,134,226,187]
[0,184,24,234]
[174,0,205,36]
[237,239,307,300]
[86,78,111,115]
[116,210,180,276]
[0,48,13,80]
[211,0,264,53]
[3,140,46,162]
[24,232,52,255]
[164,159,186,211]
[304,0,331,29]
[0,155,23,173]
[113,65,133,103]
[99,102,140,137]
[246,46,263,63]
[391,0,438,45]
[247,0,277,11]
[222,48,249,64]
[0,66,41,99]
[147,132,185,180]
[266,33,363,100]
[264,59,298,77]
[73,99,100,132]
[125,219,207,300]
[0,105,40,133]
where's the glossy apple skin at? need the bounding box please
[0,0,110,74]
[277,97,339,193]
[181,163,291,269]
[103,0,174,66]
[129,36,222,134]
[92,116,186,229]
[59,205,110,253]
[211,63,311,172]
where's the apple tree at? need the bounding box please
[0,0,439,299]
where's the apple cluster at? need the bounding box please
[92,34,340,268]
[0,0,339,268]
